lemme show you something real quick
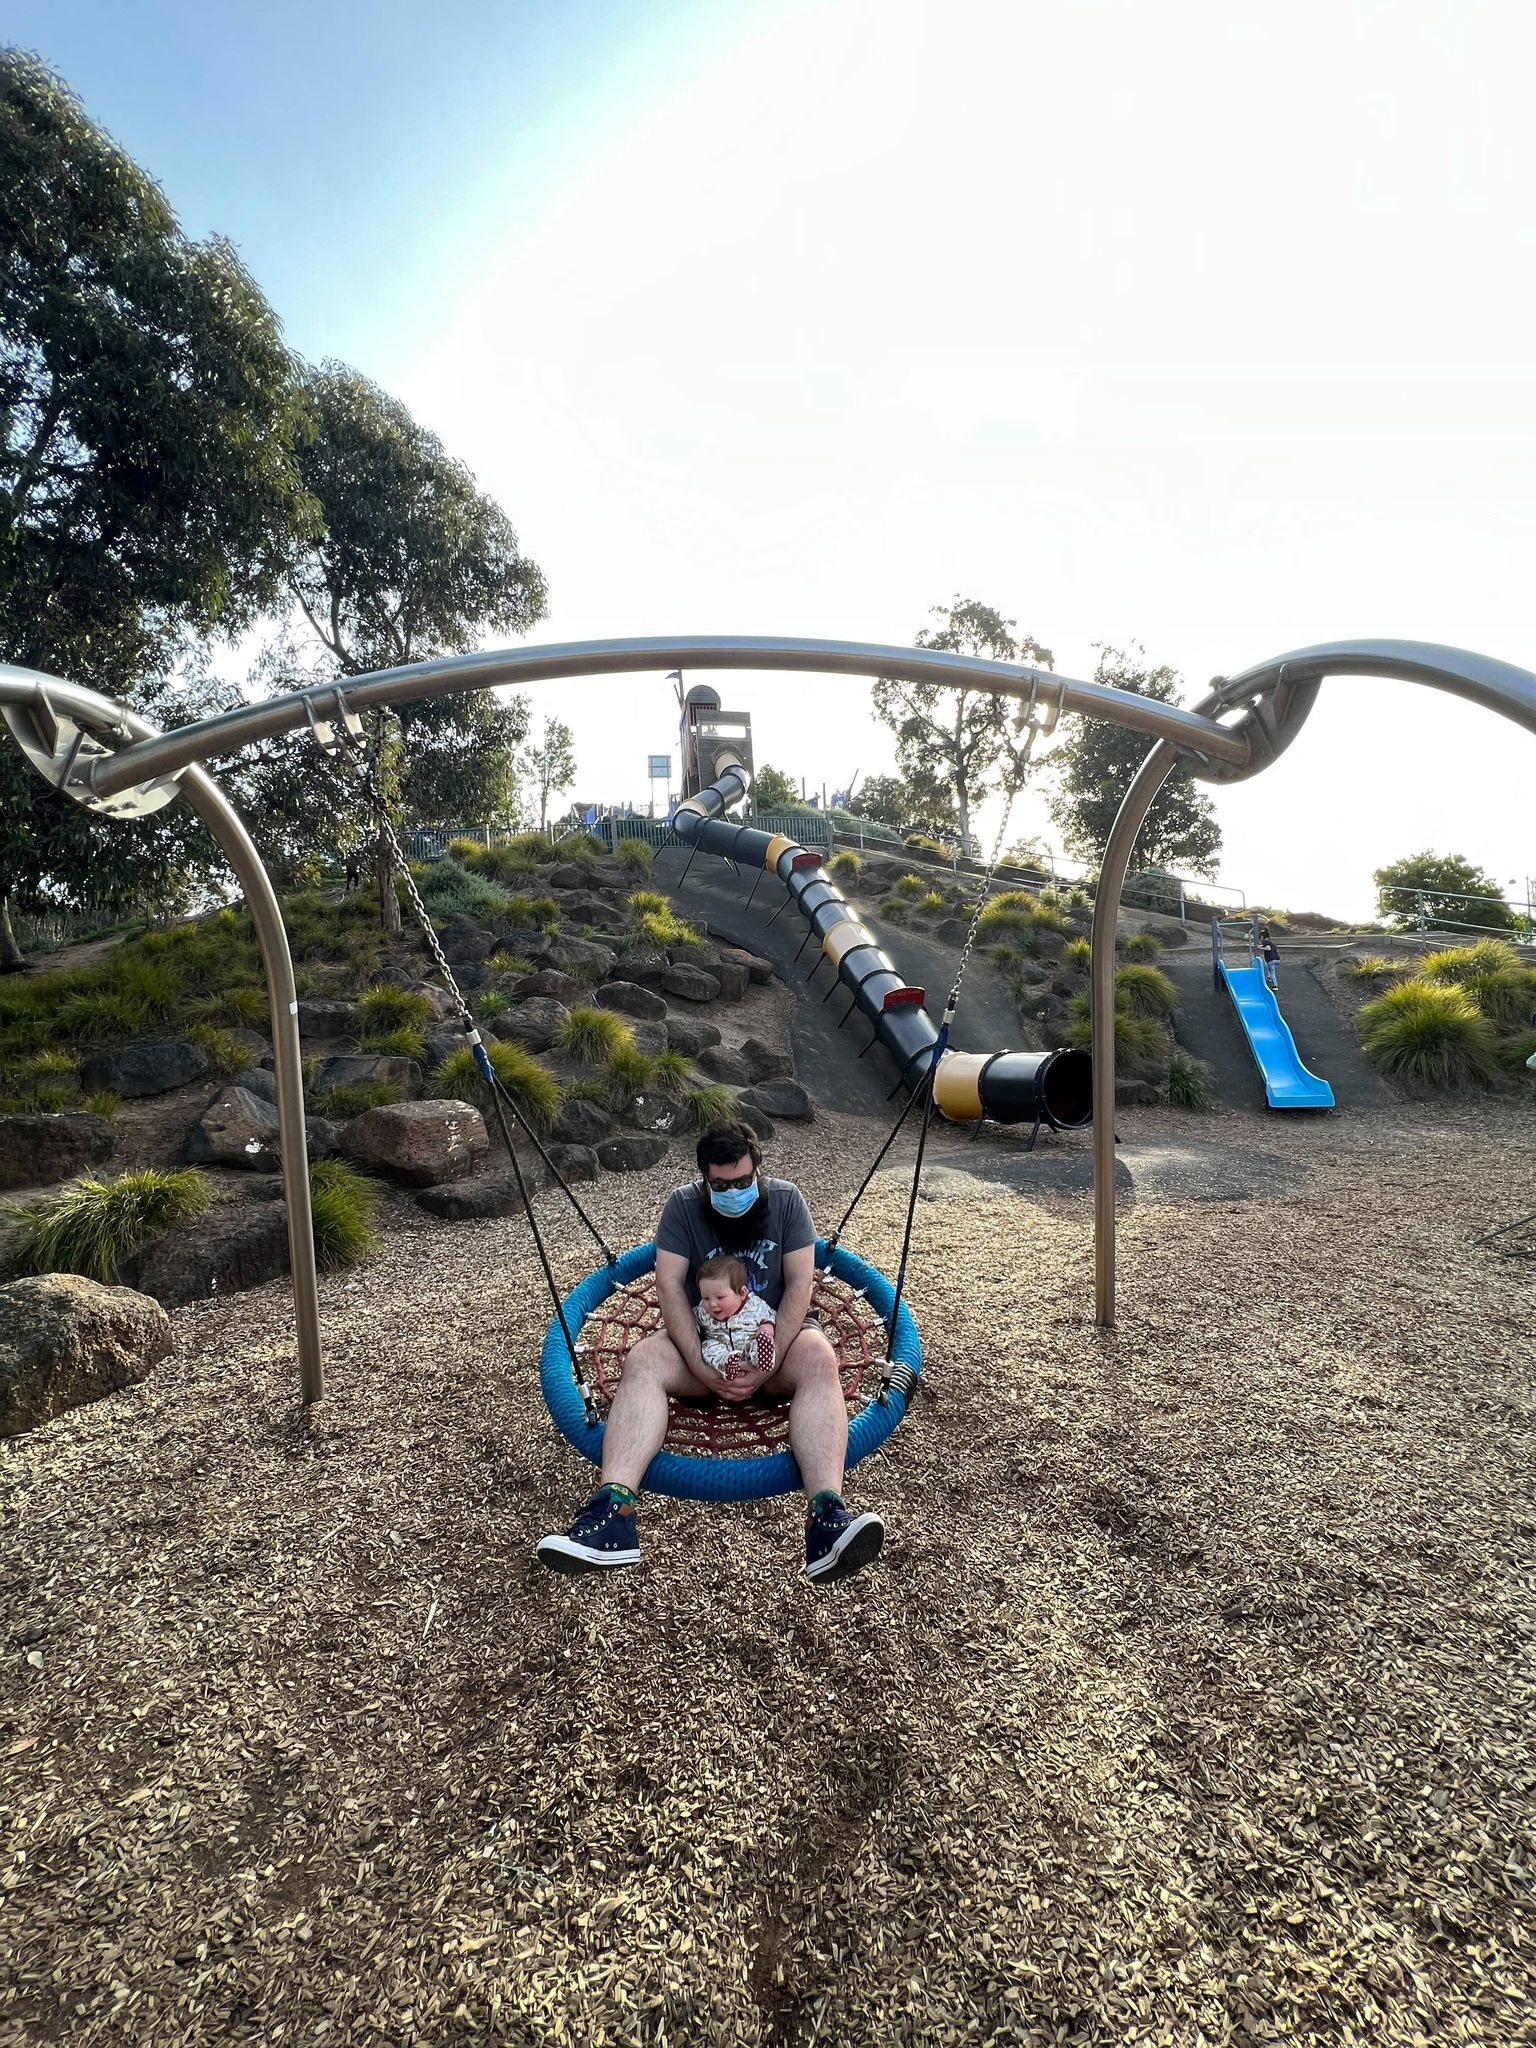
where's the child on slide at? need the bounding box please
[693,1252,777,1385]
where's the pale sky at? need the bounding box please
[15,0,1536,920]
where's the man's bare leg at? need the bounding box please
[775,1327,849,1499]
[599,1331,697,1492]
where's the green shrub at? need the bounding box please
[1114,964,1179,1019]
[447,836,490,868]
[433,1040,564,1130]
[315,1079,403,1119]
[894,873,927,899]
[54,989,148,1041]
[308,1158,381,1272]
[1065,888,1089,909]
[110,955,183,1015]
[627,889,669,917]
[1167,1050,1215,1110]
[1461,969,1536,1033]
[1064,938,1092,972]
[603,1045,657,1102]
[1498,1027,1536,1072]
[83,1090,120,1119]
[878,897,908,922]
[187,1024,254,1077]
[1123,932,1162,961]
[358,984,435,1034]
[615,838,654,874]
[1029,901,1071,935]
[219,983,270,1026]
[476,991,509,1021]
[1357,979,1501,1089]
[487,952,537,977]
[1422,939,1523,984]
[652,1048,691,1094]
[9,1166,211,1283]
[636,907,699,949]
[358,1026,427,1060]
[682,1083,736,1131]
[564,831,606,864]
[418,860,511,919]
[989,943,1023,971]
[1064,993,1170,1070]
[555,1007,636,1064]
[903,834,952,860]
[529,896,561,931]
[916,891,946,915]
[477,845,542,884]
[826,850,862,884]
[1346,953,1408,982]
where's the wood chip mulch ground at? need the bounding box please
[3,1098,1534,2046]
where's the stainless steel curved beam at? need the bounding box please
[0,668,325,1401]
[73,635,1254,801]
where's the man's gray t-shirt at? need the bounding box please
[654,1178,816,1308]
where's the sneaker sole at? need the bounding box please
[536,1536,641,1575]
[805,1513,885,1584]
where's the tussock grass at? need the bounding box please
[1029,901,1071,935]
[314,1080,403,1120]
[528,897,561,931]
[1064,938,1092,972]
[1358,979,1501,1089]
[826,850,862,884]
[916,891,946,915]
[1168,1049,1215,1110]
[357,1026,427,1061]
[1114,964,1180,1019]
[615,838,654,874]
[308,1159,381,1272]
[1422,939,1523,984]
[603,1046,657,1102]
[682,1083,736,1131]
[878,897,909,922]
[554,1007,636,1065]
[893,874,928,899]
[358,985,435,1035]
[187,1025,255,1078]
[1123,932,1162,961]
[652,1049,692,1094]
[636,908,699,949]
[1345,954,1409,982]
[1065,993,1170,1070]
[9,1167,211,1283]
[433,1041,564,1131]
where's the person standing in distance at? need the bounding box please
[537,1121,885,1584]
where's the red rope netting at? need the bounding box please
[578,1271,889,1459]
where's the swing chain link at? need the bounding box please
[943,675,1064,1019]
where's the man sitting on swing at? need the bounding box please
[537,1119,886,1584]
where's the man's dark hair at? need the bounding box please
[695,1120,762,1177]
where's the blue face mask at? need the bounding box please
[707,1181,758,1218]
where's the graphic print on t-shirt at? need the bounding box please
[701,1235,779,1296]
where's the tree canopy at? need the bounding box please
[872,598,1052,853]
[280,363,547,919]
[843,767,958,836]
[1045,646,1222,876]
[0,51,317,960]
[521,716,577,831]
[751,764,808,811]
[1373,851,1515,932]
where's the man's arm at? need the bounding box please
[655,1250,717,1393]
[772,1243,815,1358]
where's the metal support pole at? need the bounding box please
[181,769,324,1402]
[1091,742,1180,1331]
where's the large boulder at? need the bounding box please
[731,1100,776,1143]
[546,861,593,889]
[0,1113,114,1193]
[438,915,495,966]
[696,1045,749,1086]
[739,1038,793,1084]
[342,1099,489,1186]
[663,964,722,1004]
[628,1018,669,1057]
[558,893,622,928]
[127,1201,291,1309]
[545,1142,599,1183]
[593,980,666,1021]
[737,1079,814,1121]
[488,929,554,965]
[492,997,570,1053]
[621,1092,684,1136]
[186,1085,282,1171]
[222,1027,272,1066]
[514,968,584,1006]
[553,1097,615,1147]
[416,1165,525,1222]
[716,945,774,986]
[597,1133,670,1173]
[665,1016,722,1056]
[711,959,750,1001]
[615,946,671,988]
[547,936,616,978]
[0,1274,172,1436]
[311,1053,418,1098]
[80,1041,209,1100]
[296,999,359,1042]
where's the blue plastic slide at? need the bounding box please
[1218,960,1335,1109]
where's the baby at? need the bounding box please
[693,1253,777,1385]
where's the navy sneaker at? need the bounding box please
[536,1486,641,1574]
[804,1494,884,1584]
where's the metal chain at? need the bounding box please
[942,677,1063,1020]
